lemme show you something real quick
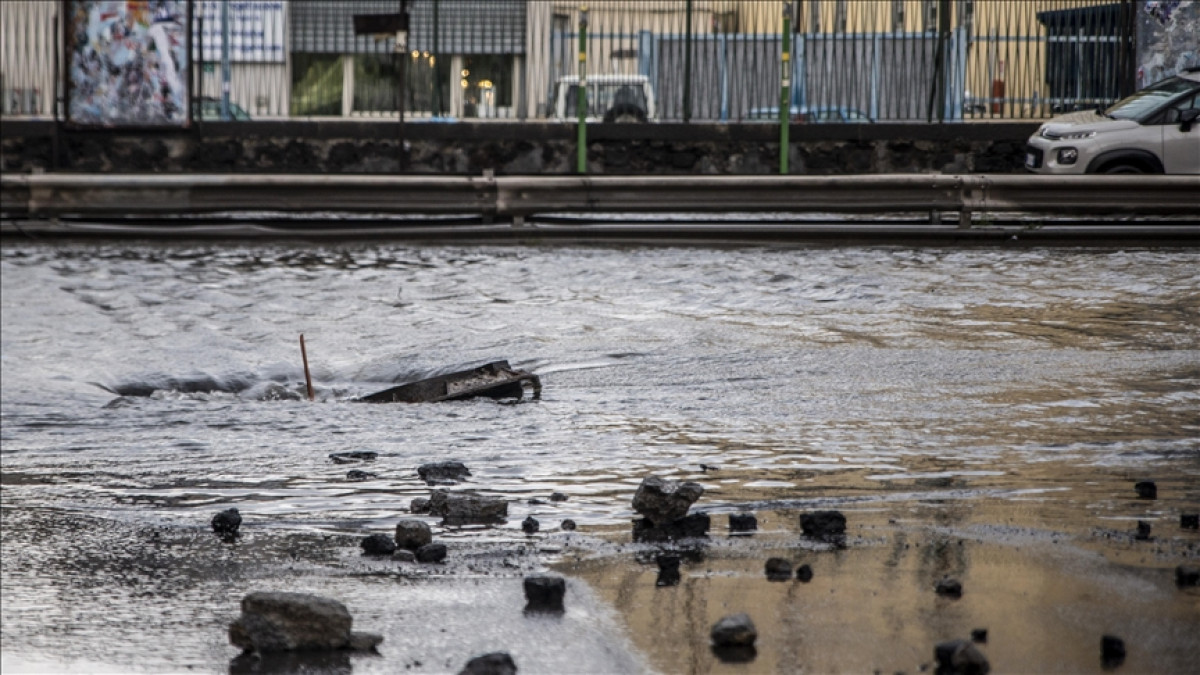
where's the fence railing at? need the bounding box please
[1,0,1142,123]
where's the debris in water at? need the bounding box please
[357,361,541,403]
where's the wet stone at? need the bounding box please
[710,613,757,647]
[416,542,447,564]
[1176,565,1199,587]
[418,461,471,485]
[392,549,416,563]
[410,497,431,514]
[1101,635,1126,668]
[796,563,814,583]
[395,519,433,550]
[1135,520,1152,540]
[329,451,377,464]
[936,577,963,597]
[429,489,508,525]
[632,476,705,525]
[524,574,566,612]
[459,651,517,675]
[656,554,681,587]
[521,516,540,535]
[346,470,376,481]
[729,512,758,533]
[632,513,711,543]
[1181,513,1198,529]
[550,492,569,502]
[1134,481,1157,499]
[560,519,577,531]
[934,639,990,675]
[228,591,378,653]
[800,510,847,543]
[970,628,988,644]
[360,533,396,556]
[211,508,242,536]
[765,557,792,581]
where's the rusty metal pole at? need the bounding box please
[300,334,314,401]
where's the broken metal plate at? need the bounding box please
[357,360,541,404]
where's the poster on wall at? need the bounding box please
[66,0,189,127]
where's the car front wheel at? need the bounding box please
[1101,163,1148,174]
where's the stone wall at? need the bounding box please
[1,120,1036,175]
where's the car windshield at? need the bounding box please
[563,83,647,117]
[1104,77,1197,120]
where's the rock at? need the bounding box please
[550,492,569,502]
[418,461,471,485]
[212,508,242,536]
[416,542,447,563]
[361,534,396,556]
[524,575,566,612]
[970,628,988,643]
[1101,635,1126,667]
[632,513,711,542]
[1134,481,1157,499]
[410,497,431,514]
[710,613,757,647]
[561,519,577,531]
[429,489,508,525]
[393,549,416,563]
[729,512,758,533]
[228,591,381,653]
[329,451,377,464]
[934,639,990,675]
[632,476,704,525]
[347,632,383,651]
[800,510,846,543]
[346,470,376,481]
[394,519,433,550]
[459,652,518,675]
[765,558,792,581]
[229,651,350,673]
[936,578,963,597]
[522,516,540,535]
[1181,513,1198,529]
[1176,565,1199,587]
[656,554,681,587]
[796,563,814,583]
[1135,520,1152,540]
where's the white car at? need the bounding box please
[1025,67,1200,174]
[552,74,656,123]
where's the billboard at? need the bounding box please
[66,1,190,126]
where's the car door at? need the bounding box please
[1160,94,1200,174]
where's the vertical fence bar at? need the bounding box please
[576,5,588,174]
[780,2,791,174]
[683,0,693,123]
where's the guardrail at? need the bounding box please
[3,174,1197,224]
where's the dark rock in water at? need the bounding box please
[934,639,990,675]
[524,575,566,612]
[459,651,518,675]
[1134,481,1157,499]
[712,644,757,664]
[1135,520,1152,540]
[393,549,416,563]
[729,512,758,533]
[228,591,381,653]
[561,519,577,531]
[632,513,711,543]
[796,563,814,583]
[522,516,540,535]
[1176,565,1199,587]
[395,519,433,550]
[418,461,471,485]
[347,632,383,651]
[212,508,242,536]
[229,650,352,674]
[416,542,447,563]
[329,451,377,464]
[1101,635,1126,668]
[710,613,757,647]
[800,510,846,543]
[346,470,376,482]
[656,554,681,587]
[360,534,396,556]
[410,497,431,514]
[550,492,569,502]
[970,628,988,644]
[429,489,508,525]
[936,578,964,597]
[1181,513,1198,530]
[632,476,705,525]
[765,557,792,581]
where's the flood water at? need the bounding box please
[2,240,1198,674]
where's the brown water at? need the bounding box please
[1,242,1198,673]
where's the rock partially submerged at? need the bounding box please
[936,577,964,597]
[459,651,518,675]
[418,461,471,485]
[934,639,990,675]
[429,489,508,526]
[729,512,758,533]
[632,513,711,543]
[765,558,792,581]
[360,534,396,556]
[1176,565,1199,587]
[212,508,242,537]
[1101,635,1126,668]
[800,510,847,544]
[395,519,433,550]
[711,613,757,647]
[524,575,566,612]
[329,451,377,464]
[228,591,381,654]
[656,554,682,587]
[632,476,704,525]
[1134,480,1157,499]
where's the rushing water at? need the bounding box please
[2,241,1198,674]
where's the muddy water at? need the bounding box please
[2,242,1198,674]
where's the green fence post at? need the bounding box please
[779,2,792,174]
[577,5,588,174]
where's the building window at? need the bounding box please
[291,53,342,116]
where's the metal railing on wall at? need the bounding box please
[0,0,1138,123]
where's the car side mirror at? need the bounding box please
[1181,108,1200,132]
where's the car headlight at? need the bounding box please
[1058,131,1095,140]
[1057,147,1079,164]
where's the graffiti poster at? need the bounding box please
[67,1,189,126]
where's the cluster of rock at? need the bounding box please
[360,518,446,563]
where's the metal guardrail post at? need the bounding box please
[780,2,792,175]
[576,5,588,175]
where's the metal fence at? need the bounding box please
[0,0,1146,123]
